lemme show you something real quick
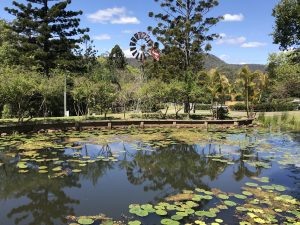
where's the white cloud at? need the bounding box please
[219,54,230,62]
[88,7,140,24]
[123,49,134,58]
[217,35,246,45]
[223,13,244,22]
[219,33,227,38]
[241,42,267,48]
[93,34,111,41]
[122,30,137,34]
[239,62,247,65]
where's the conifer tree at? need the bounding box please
[5,0,89,76]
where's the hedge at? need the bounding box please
[194,104,211,110]
[230,102,297,112]
[130,113,207,120]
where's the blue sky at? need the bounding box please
[0,0,280,64]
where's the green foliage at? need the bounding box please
[5,0,89,76]
[108,45,127,70]
[267,52,300,98]
[148,0,221,71]
[0,19,19,66]
[236,66,268,118]
[1,104,12,119]
[272,0,300,51]
[194,104,211,110]
[139,79,169,113]
[230,101,297,112]
[0,67,40,121]
[199,69,231,108]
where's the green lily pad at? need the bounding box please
[242,191,253,196]
[217,194,229,200]
[156,209,167,216]
[52,166,62,172]
[234,194,247,199]
[77,218,94,225]
[161,219,179,225]
[224,200,237,207]
[245,182,258,187]
[128,220,141,225]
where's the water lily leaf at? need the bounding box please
[171,215,183,221]
[224,200,237,207]
[242,191,253,196]
[261,185,274,190]
[217,194,229,200]
[239,222,251,225]
[160,218,179,225]
[245,182,258,187]
[234,194,247,200]
[128,220,141,225]
[52,166,62,172]
[154,208,167,216]
[17,162,27,169]
[77,218,94,225]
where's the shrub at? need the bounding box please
[230,101,297,112]
[1,104,13,119]
[194,104,211,110]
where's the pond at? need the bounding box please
[0,128,299,225]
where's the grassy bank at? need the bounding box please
[256,111,300,131]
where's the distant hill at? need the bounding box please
[127,54,266,80]
[203,54,266,80]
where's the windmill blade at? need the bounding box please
[135,52,140,60]
[130,42,137,47]
[132,50,138,57]
[130,47,137,52]
[131,37,137,43]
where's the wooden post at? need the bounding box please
[204,121,208,129]
[173,121,176,127]
[108,122,112,129]
[234,121,239,126]
[140,121,144,128]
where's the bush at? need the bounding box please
[194,104,211,110]
[229,103,246,111]
[1,104,12,119]
[230,101,297,112]
[131,113,187,120]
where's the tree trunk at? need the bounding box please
[163,105,169,119]
[123,103,126,119]
[246,87,250,118]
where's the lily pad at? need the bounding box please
[77,218,94,225]
[224,200,237,207]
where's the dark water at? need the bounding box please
[0,130,299,225]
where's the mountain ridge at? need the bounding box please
[127,54,266,80]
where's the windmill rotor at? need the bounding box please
[129,32,159,62]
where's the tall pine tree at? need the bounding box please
[148,0,222,112]
[5,0,89,76]
[148,0,221,72]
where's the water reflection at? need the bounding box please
[0,131,299,225]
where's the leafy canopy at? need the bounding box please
[5,0,89,76]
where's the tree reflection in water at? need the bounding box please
[123,142,265,199]
[0,145,114,225]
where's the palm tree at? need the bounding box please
[237,66,268,118]
[199,69,231,118]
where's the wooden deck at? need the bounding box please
[0,119,254,134]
